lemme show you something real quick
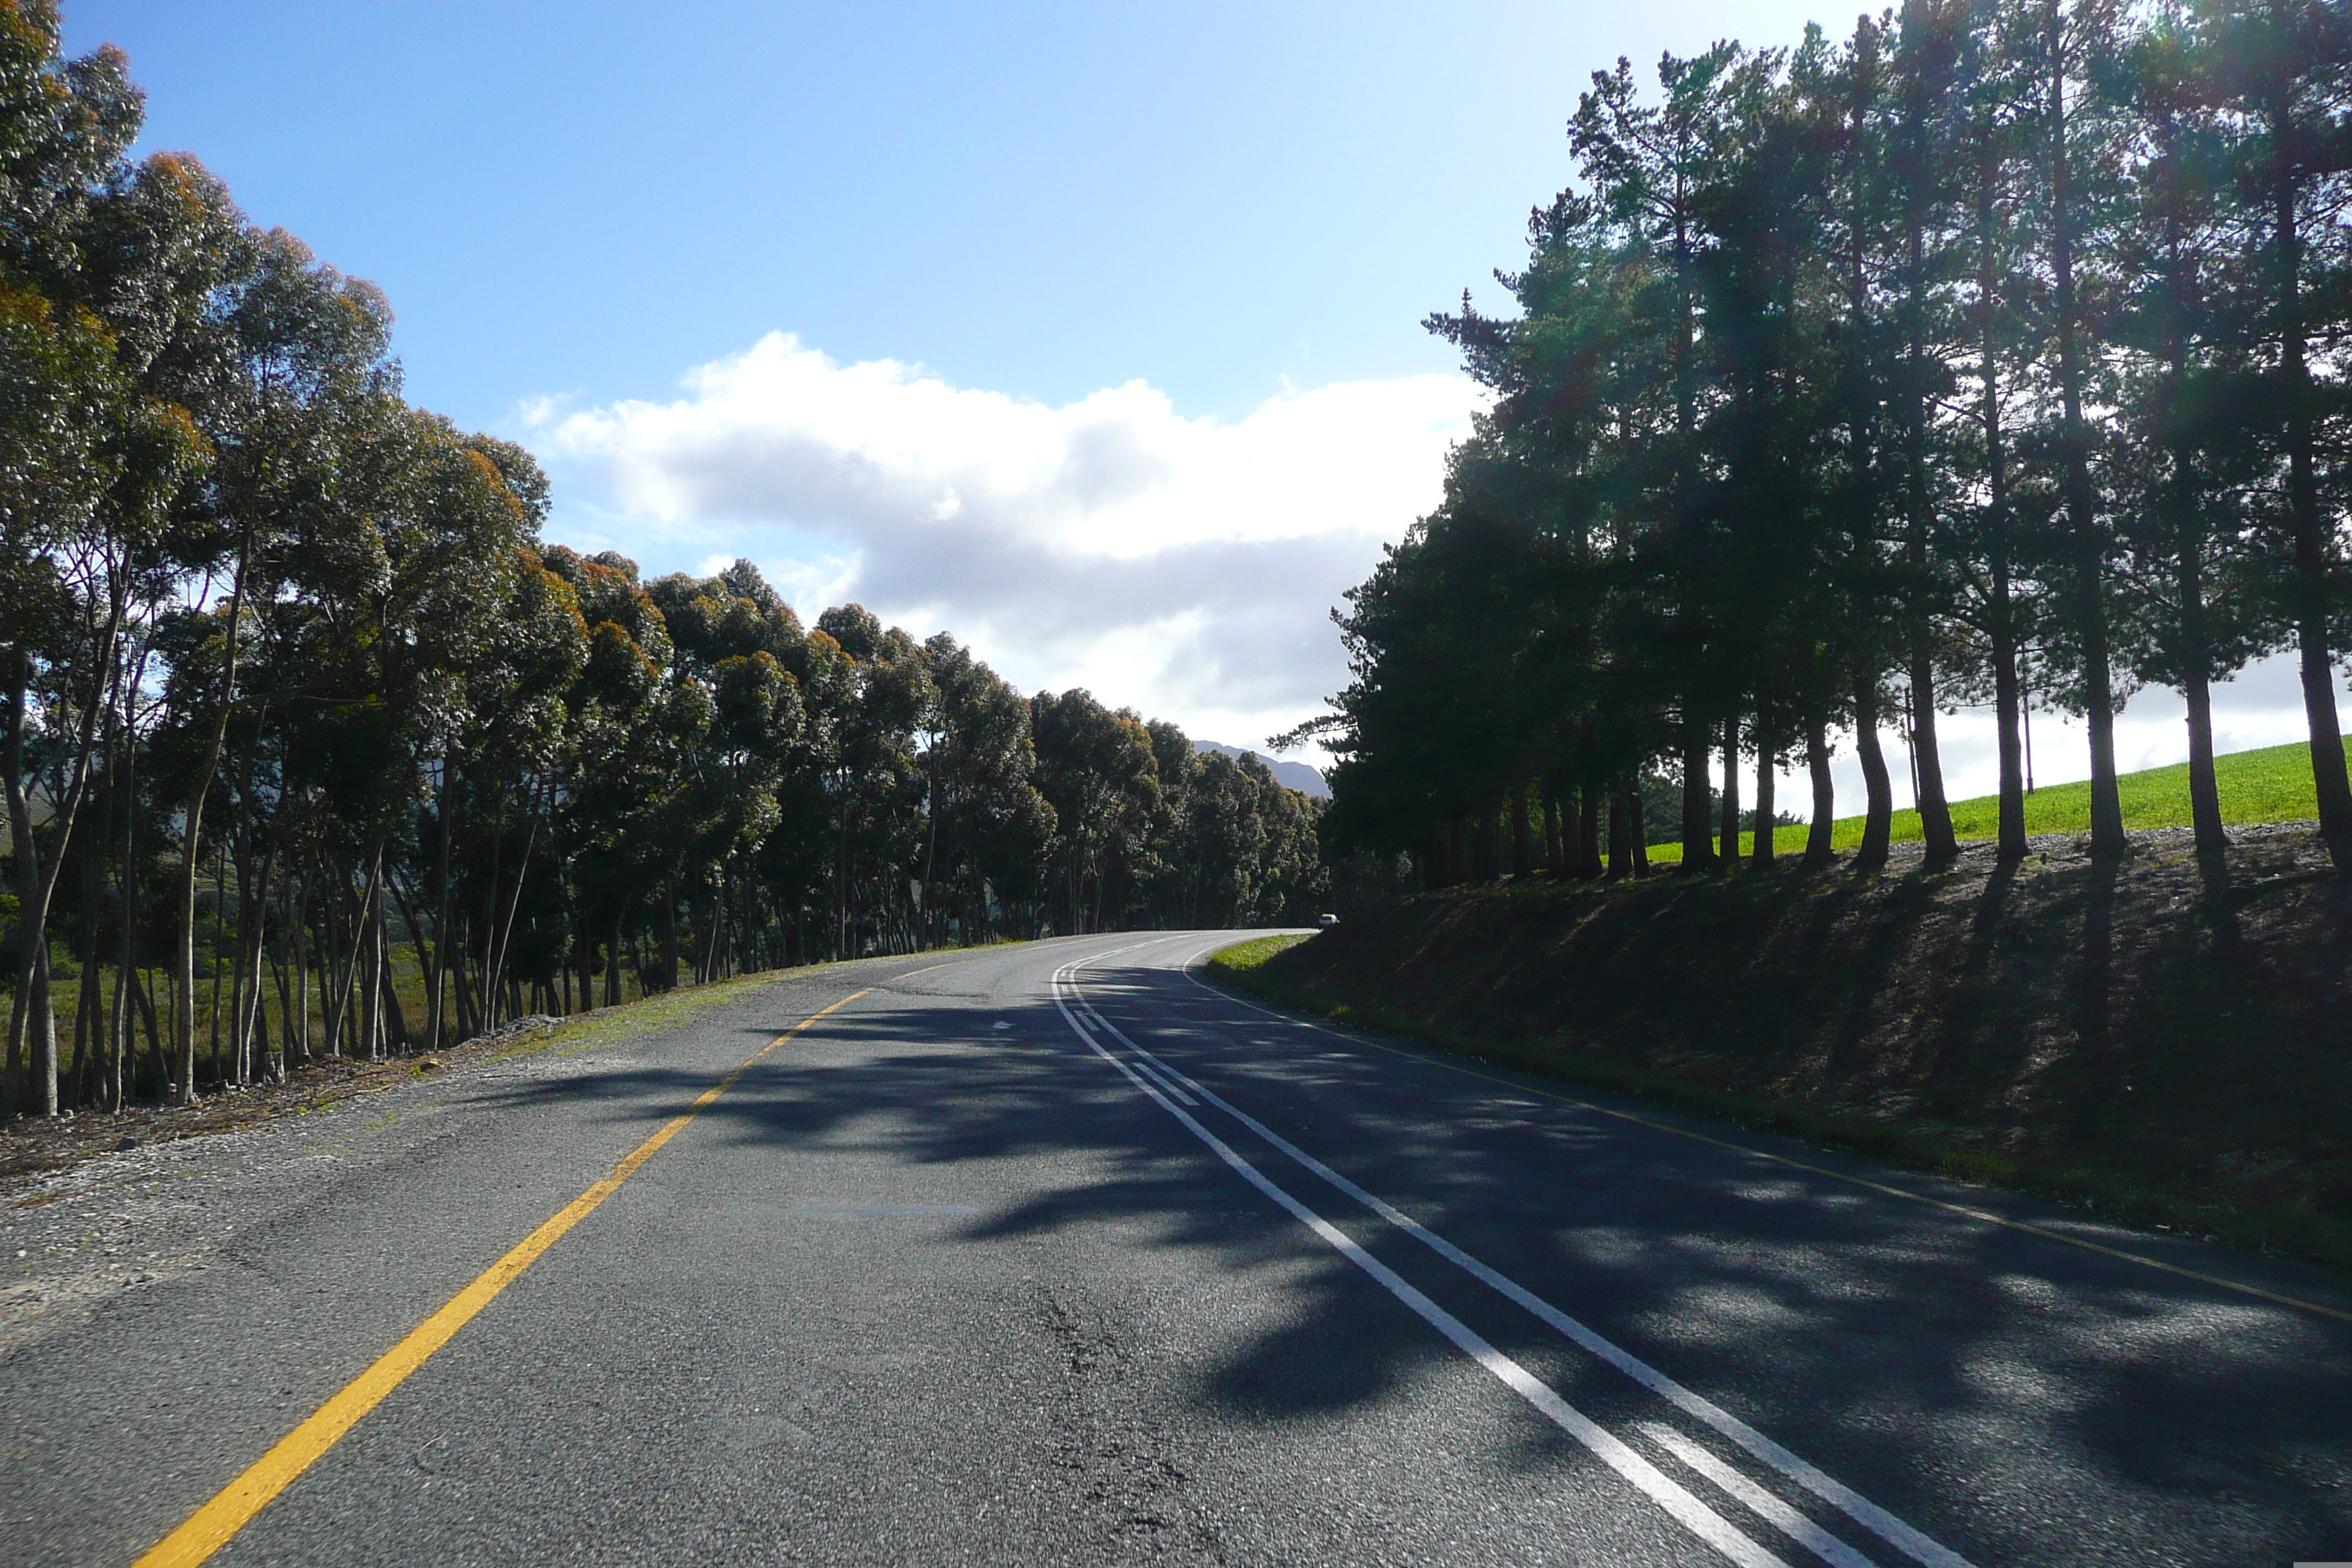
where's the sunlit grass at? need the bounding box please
[1647,732,2351,863]
[1206,932,1316,974]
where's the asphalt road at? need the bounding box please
[3,930,2348,1567]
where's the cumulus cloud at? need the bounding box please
[529,333,1479,751]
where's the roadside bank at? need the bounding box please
[1207,824,2352,1270]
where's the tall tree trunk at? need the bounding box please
[604,905,625,1008]
[9,595,124,1117]
[110,919,132,1113]
[1805,717,1836,866]
[328,856,379,1058]
[2184,665,2225,864]
[362,848,385,1061]
[134,962,164,1093]
[426,766,453,1049]
[26,943,55,1117]
[1543,794,1563,873]
[2270,126,2352,864]
[1718,716,1741,864]
[114,723,142,1107]
[1904,206,1960,868]
[1980,151,2029,864]
[660,876,679,992]
[77,738,115,1110]
[2048,3,2126,861]
[379,921,409,1053]
[484,797,543,1025]
[1607,785,1635,881]
[173,531,257,1102]
[1992,596,2027,862]
[4,646,35,1114]
[1681,715,1718,870]
[206,841,227,1085]
[1909,661,1959,863]
[291,872,309,1066]
[1855,678,1895,867]
[1578,788,1604,878]
[1752,745,1776,864]
[2163,194,2227,875]
[1509,792,1534,878]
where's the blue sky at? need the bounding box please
[67,0,2351,797]
[67,0,1833,430]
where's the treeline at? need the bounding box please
[1305,0,2352,883]
[0,6,1326,1118]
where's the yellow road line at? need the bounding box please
[1187,958,2352,1327]
[134,974,909,1568]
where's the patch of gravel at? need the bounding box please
[0,968,826,1361]
[0,1016,588,1362]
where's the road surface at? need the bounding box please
[2,930,2347,1566]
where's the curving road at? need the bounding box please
[3,930,2348,1566]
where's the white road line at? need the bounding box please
[1642,1424,1885,1568]
[1093,949,1979,1568]
[1049,963,1793,1568]
[1126,1055,1199,1106]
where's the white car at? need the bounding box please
[1316,913,1339,928]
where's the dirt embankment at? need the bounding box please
[1254,824,2352,1264]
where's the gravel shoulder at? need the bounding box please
[0,965,862,1363]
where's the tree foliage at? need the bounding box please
[0,7,1327,1116]
[1310,0,2352,886]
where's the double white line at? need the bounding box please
[1050,950,1975,1568]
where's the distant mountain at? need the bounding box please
[1194,741,1330,799]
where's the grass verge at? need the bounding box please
[1,952,960,1199]
[1202,932,2352,1275]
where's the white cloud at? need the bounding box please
[529,332,1480,754]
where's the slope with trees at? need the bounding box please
[1301,0,2352,892]
[0,3,1327,1120]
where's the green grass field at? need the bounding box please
[1648,732,2351,863]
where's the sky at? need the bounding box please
[67,0,2352,809]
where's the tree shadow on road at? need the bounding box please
[472,954,2352,1567]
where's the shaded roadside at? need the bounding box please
[1215,823,2352,1271]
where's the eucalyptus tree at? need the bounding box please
[0,280,137,1114]
[917,632,1053,943]
[545,549,708,1003]
[0,14,1333,1119]
[0,22,215,1115]
[159,230,396,1096]
[1030,688,1161,932]
[406,429,578,1041]
[812,603,933,957]
[647,562,807,980]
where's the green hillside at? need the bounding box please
[1650,733,2351,863]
